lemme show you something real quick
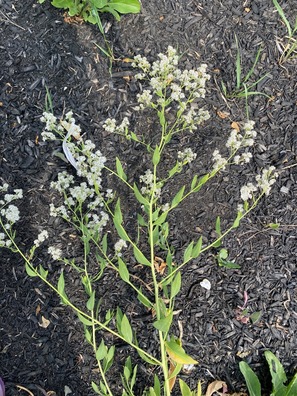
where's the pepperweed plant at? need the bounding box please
[0,47,278,395]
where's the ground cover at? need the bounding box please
[0,0,297,395]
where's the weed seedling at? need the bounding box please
[221,34,270,100]
[272,0,297,64]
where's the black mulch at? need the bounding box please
[1,0,297,395]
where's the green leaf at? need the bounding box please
[192,236,202,258]
[121,314,133,344]
[179,379,193,396]
[102,233,108,254]
[158,110,166,127]
[77,312,93,326]
[137,291,152,308]
[239,361,261,396]
[171,272,181,299]
[116,157,127,181]
[165,338,198,365]
[118,257,130,283]
[171,186,185,208]
[192,173,209,192]
[39,265,48,279]
[91,381,100,394]
[249,311,262,324]
[137,348,159,365]
[57,271,68,304]
[25,263,38,277]
[137,213,147,226]
[153,375,161,396]
[92,0,108,8]
[152,145,161,166]
[153,211,168,226]
[190,174,198,190]
[264,351,287,396]
[114,221,129,241]
[215,216,221,236]
[183,241,193,262]
[153,311,173,333]
[108,0,141,14]
[233,212,243,228]
[96,339,107,361]
[133,246,151,266]
[286,373,297,396]
[86,290,95,311]
[133,183,149,205]
[114,198,123,224]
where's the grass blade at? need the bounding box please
[272,0,292,37]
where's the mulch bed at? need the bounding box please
[1,0,297,395]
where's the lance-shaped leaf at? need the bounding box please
[108,0,141,14]
[25,263,38,277]
[57,271,68,305]
[153,311,173,333]
[152,145,161,166]
[120,314,133,344]
[86,290,95,311]
[239,361,261,396]
[183,241,194,262]
[133,246,151,266]
[171,272,181,299]
[179,379,192,396]
[133,183,149,205]
[192,236,203,258]
[96,339,107,361]
[118,257,130,283]
[165,338,198,365]
[116,157,127,181]
[171,186,185,208]
[264,351,287,395]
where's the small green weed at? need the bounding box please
[240,351,297,396]
[37,0,141,25]
[221,34,270,101]
[273,0,297,64]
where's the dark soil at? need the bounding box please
[1,0,297,395]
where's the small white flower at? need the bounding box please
[114,239,127,256]
[177,148,197,164]
[34,230,49,247]
[48,246,62,261]
[1,205,20,223]
[240,183,258,201]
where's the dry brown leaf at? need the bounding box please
[231,121,240,132]
[154,256,167,275]
[168,360,177,391]
[63,13,84,24]
[122,58,134,63]
[39,315,50,329]
[217,110,230,119]
[205,380,228,396]
[35,304,41,316]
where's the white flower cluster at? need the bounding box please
[212,121,257,171]
[132,46,210,131]
[40,113,111,237]
[177,148,197,164]
[34,230,49,247]
[139,169,161,199]
[103,117,130,134]
[48,246,62,261]
[114,239,127,257]
[0,184,23,248]
[238,166,278,212]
